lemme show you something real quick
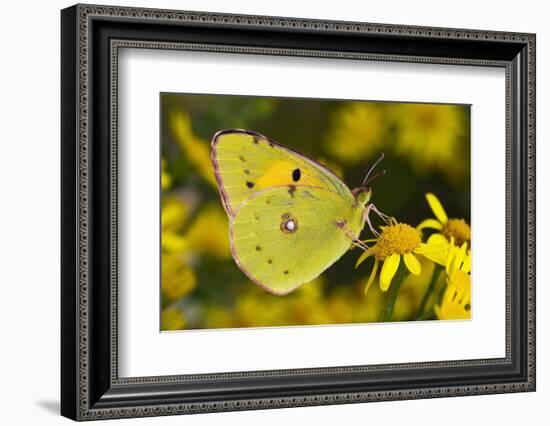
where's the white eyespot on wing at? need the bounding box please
[229,186,361,295]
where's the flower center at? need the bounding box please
[373,222,421,261]
[442,218,471,247]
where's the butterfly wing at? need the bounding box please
[212,129,353,217]
[230,185,365,295]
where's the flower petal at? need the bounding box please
[462,252,471,274]
[404,252,421,275]
[415,241,446,254]
[355,249,374,268]
[415,242,447,266]
[454,271,471,303]
[453,242,468,273]
[443,278,456,305]
[380,253,400,292]
[364,260,379,296]
[417,218,443,231]
[162,233,188,253]
[427,233,449,245]
[426,193,448,224]
[445,243,459,275]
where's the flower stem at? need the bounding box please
[416,264,443,319]
[416,309,435,321]
[381,262,409,322]
[436,282,448,305]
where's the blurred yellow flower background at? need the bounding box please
[161,94,471,330]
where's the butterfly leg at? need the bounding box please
[337,220,371,251]
[370,203,392,222]
[364,203,392,236]
[351,238,370,251]
[363,203,379,236]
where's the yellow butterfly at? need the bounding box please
[211,129,381,295]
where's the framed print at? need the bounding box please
[60,3,536,421]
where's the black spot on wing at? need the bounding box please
[246,181,255,189]
[255,246,261,251]
[292,168,301,182]
[284,270,289,275]
[288,185,296,198]
[239,155,245,162]
[335,220,347,229]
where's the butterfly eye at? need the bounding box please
[281,213,298,234]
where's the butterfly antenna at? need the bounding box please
[362,153,385,187]
[365,169,386,186]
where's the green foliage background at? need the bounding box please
[161,93,470,330]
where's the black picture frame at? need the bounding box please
[61,3,536,421]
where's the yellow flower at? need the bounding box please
[434,271,471,320]
[394,257,444,321]
[420,234,453,267]
[352,279,385,323]
[162,199,230,261]
[434,243,471,320]
[392,104,468,181]
[162,252,197,300]
[204,305,235,329]
[185,204,231,259]
[325,103,386,164]
[417,193,471,248]
[161,307,186,331]
[233,286,297,327]
[161,197,189,254]
[162,197,189,231]
[170,111,217,187]
[356,219,438,294]
[445,239,471,276]
[161,158,172,191]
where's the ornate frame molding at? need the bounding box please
[61,4,535,420]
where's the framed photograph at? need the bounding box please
[61,3,536,421]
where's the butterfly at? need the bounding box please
[211,129,383,295]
